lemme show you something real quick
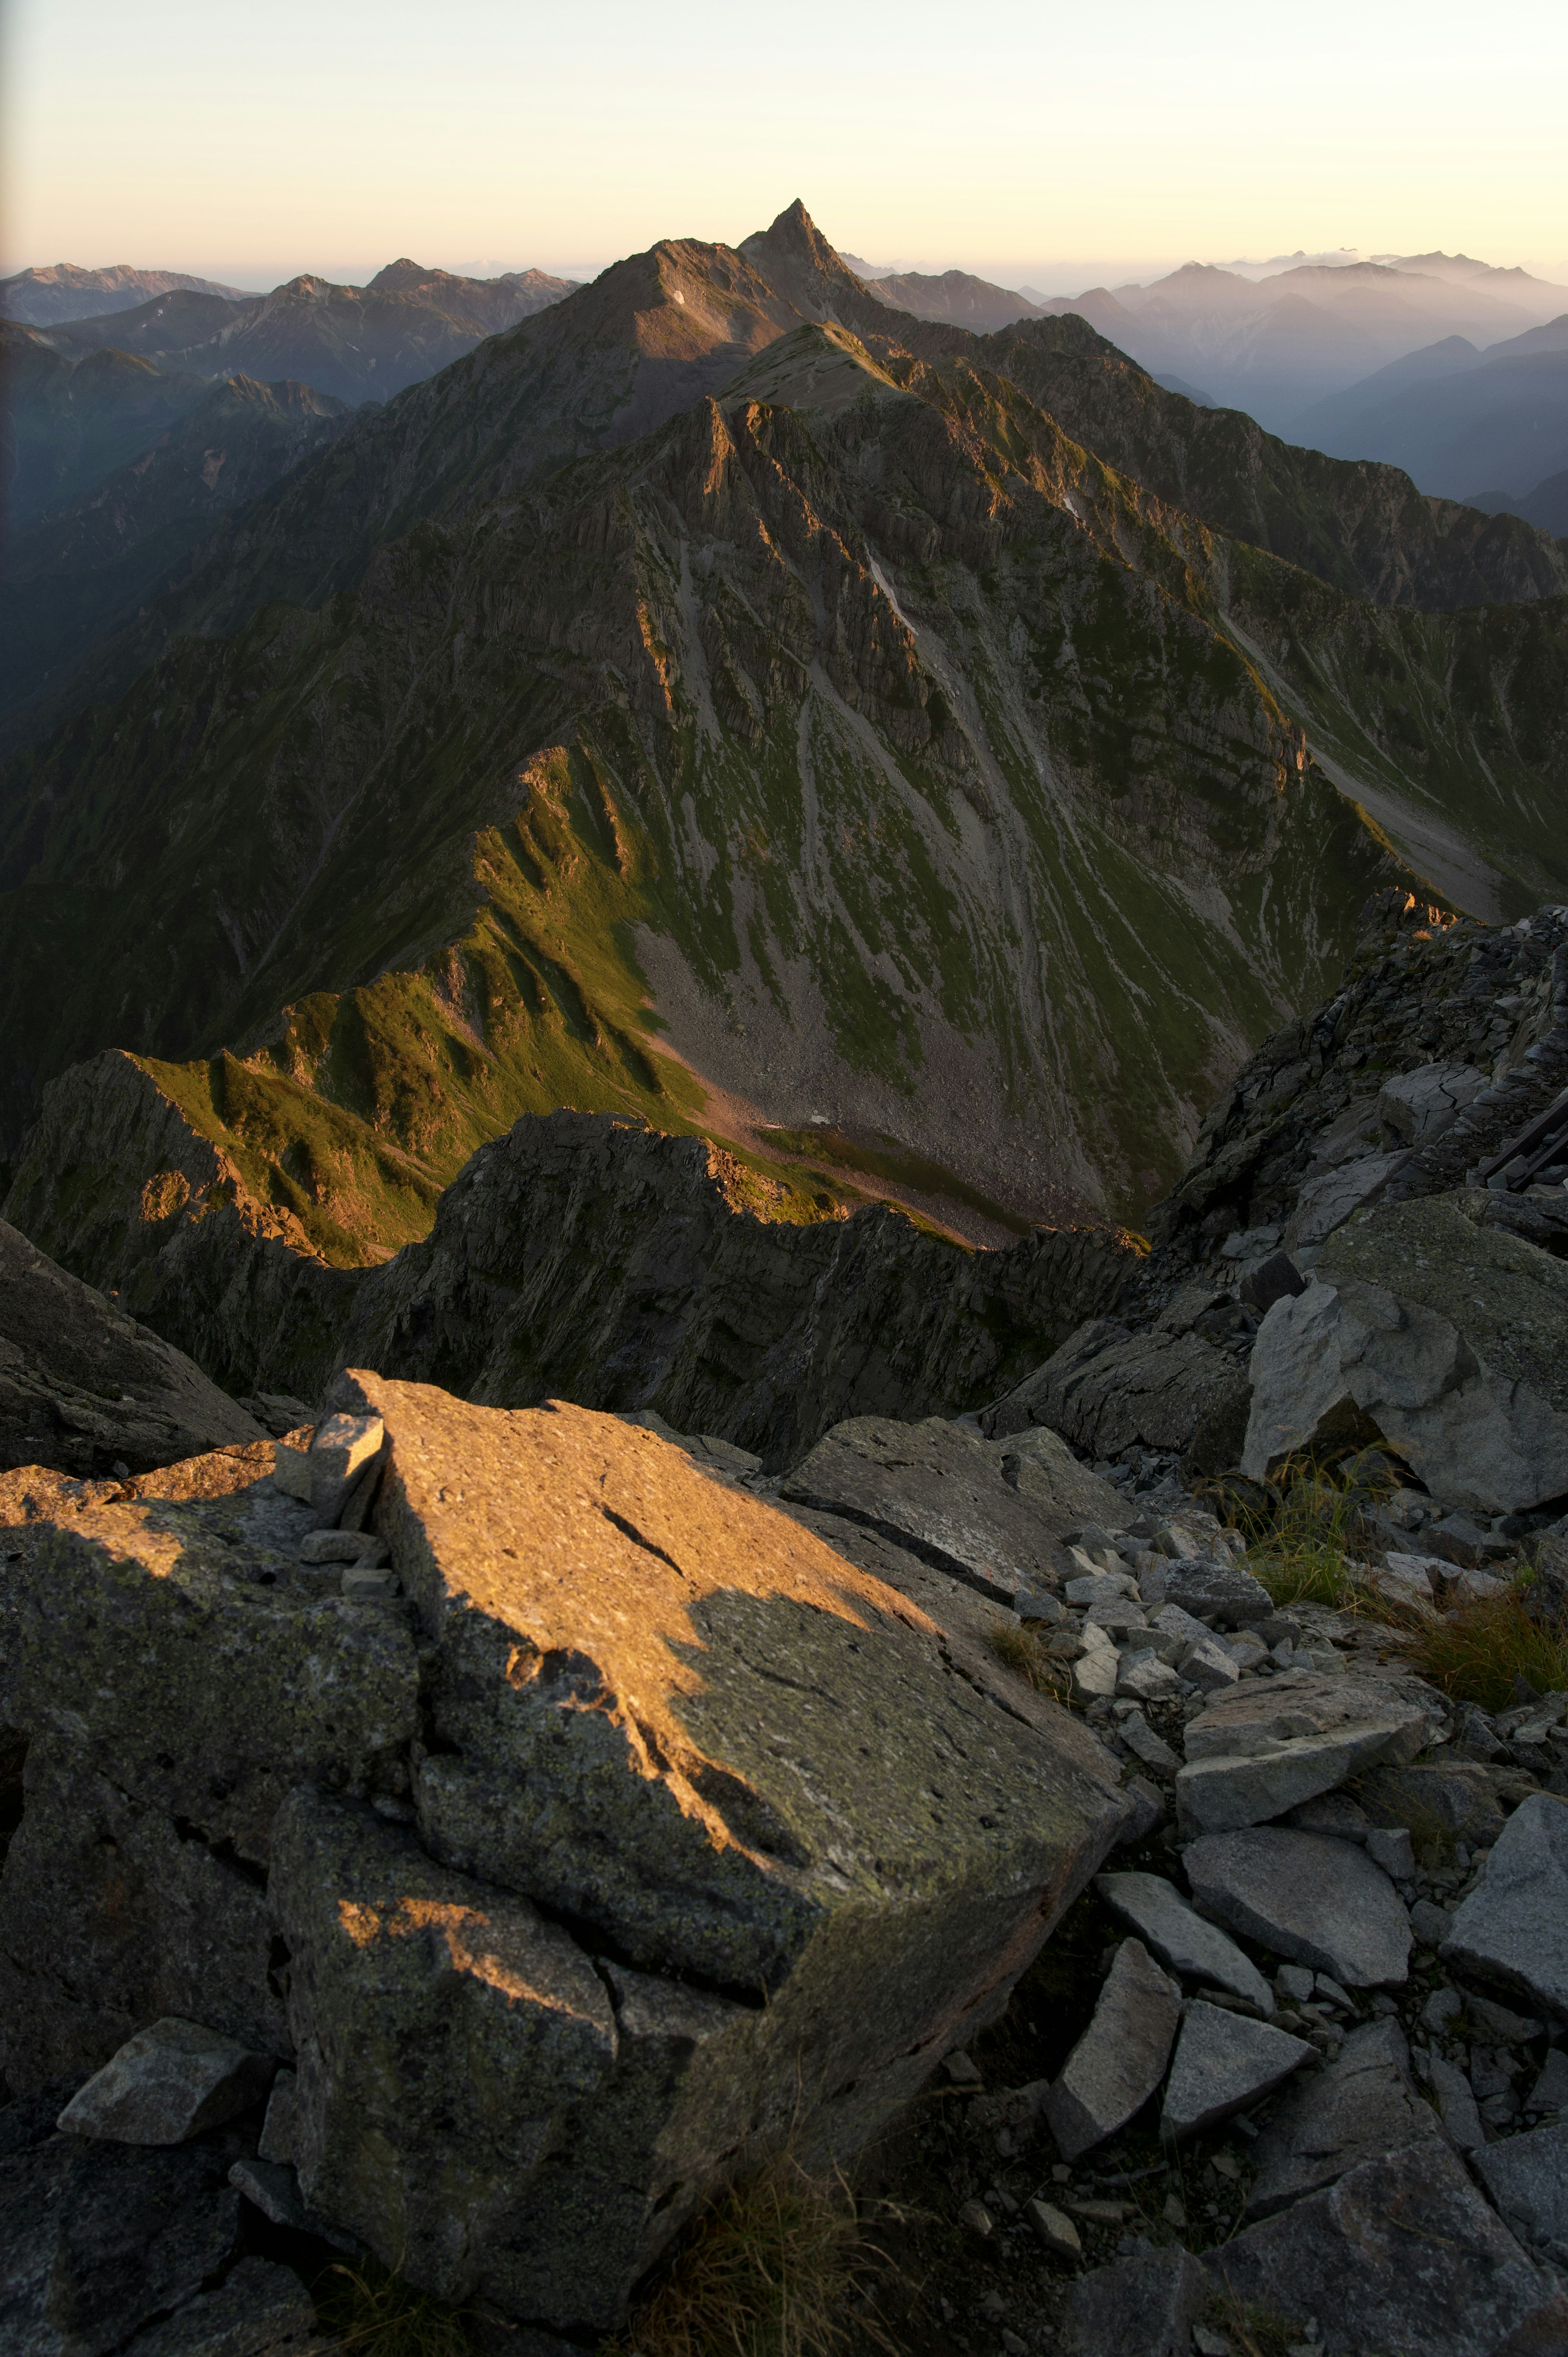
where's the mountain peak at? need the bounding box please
[738,201,891,336]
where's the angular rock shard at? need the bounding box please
[1176,1721,1422,1837]
[1442,1793,1568,2023]
[1158,2001,1313,2141]
[1206,2138,1550,2357]
[1095,1871,1274,2011]
[1243,1197,1568,1513]
[1474,2121,1568,2248]
[777,1414,1065,1600]
[1067,2244,1208,2357]
[1042,1937,1182,2162]
[56,2018,275,2145]
[1184,1827,1412,1986]
[1245,2017,1443,2216]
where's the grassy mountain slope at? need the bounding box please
[981,317,1568,608]
[1,375,355,719]
[4,211,1568,1268]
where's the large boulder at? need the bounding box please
[979,1306,1253,1474]
[0,1218,265,1478]
[1242,1194,1568,1512]
[0,1374,1130,2328]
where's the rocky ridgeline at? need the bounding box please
[2,893,1568,2350]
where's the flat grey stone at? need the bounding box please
[1411,1898,1456,1948]
[1246,2018,1443,2215]
[120,2255,318,2356]
[1158,1559,1276,1628]
[779,1415,1066,1600]
[1159,2002,1314,2141]
[1210,2136,1549,2357]
[1474,2122,1568,2247]
[1118,1713,1180,1775]
[1442,1793,1568,2023]
[991,1422,1129,1531]
[1067,2244,1208,2357]
[1365,1825,1416,1878]
[56,2018,275,2145]
[1042,1937,1182,2162]
[1287,1791,1371,1841]
[1096,1872,1274,2011]
[1354,1759,1511,1849]
[1176,1721,1419,1836]
[1179,1634,1241,1692]
[1425,2053,1486,2151]
[1185,1827,1412,1986]
[1116,1649,1181,1701]
[1183,1668,1437,1762]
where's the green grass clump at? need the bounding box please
[1227,1459,1374,1612]
[314,2258,475,2356]
[614,2153,892,2357]
[984,1614,1071,1699]
[1406,1588,1568,1713]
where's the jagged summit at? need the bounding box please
[738,200,891,336]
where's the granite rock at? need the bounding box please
[1475,2123,1568,2248]
[1208,2137,1550,2357]
[1158,2001,1314,2141]
[119,2255,318,2357]
[777,1415,1066,1602]
[1094,1872,1274,2011]
[1065,2243,1208,2357]
[1182,1669,1438,1764]
[1184,1827,1412,1985]
[1441,1793,1568,2022]
[1245,2018,1448,2216]
[1177,1721,1423,1837]
[1042,1938,1182,2162]
[56,2019,275,2145]
[1243,1197,1568,1514]
[0,1216,264,1479]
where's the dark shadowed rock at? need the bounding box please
[1246,2017,1448,2214]
[56,2019,275,2145]
[1442,1793,1568,2022]
[1066,2244,1207,2357]
[119,2255,319,2357]
[1206,2138,1549,2357]
[0,2129,241,2357]
[0,1217,263,1478]
[777,1416,1070,1599]
[1474,2122,1568,2250]
[980,1316,1252,1473]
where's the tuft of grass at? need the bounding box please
[314,2259,476,2357]
[1404,1586,1568,1713]
[1223,1453,1408,1617]
[1202,2285,1305,2357]
[985,1614,1071,1699]
[614,2152,895,2357]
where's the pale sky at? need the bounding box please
[4,0,1566,291]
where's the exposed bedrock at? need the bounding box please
[0,1374,1130,2326]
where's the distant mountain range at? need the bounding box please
[1290,315,1568,502]
[0,263,249,325]
[2,201,1566,1269]
[1022,256,1568,433]
[16,259,577,404]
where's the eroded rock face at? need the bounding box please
[0,1371,1131,2327]
[0,1218,264,1478]
[1242,1195,1568,1512]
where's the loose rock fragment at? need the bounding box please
[1441,1792,1568,2021]
[1176,1722,1418,1836]
[307,1412,386,1526]
[1043,1938,1182,2162]
[1246,2018,1445,2214]
[1158,2001,1314,2141]
[56,2017,275,2145]
[1024,2196,1081,2258]
[1208,2138,1549,2357]
[1425,2052,1486,2151]
[1095,1871,1274,2011]
[1184,1827,1412,1986]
